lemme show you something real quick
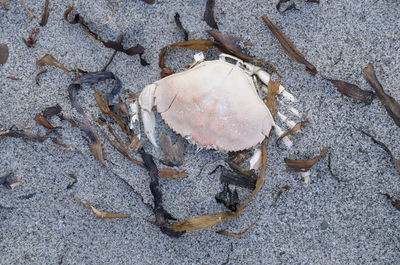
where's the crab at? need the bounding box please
[132,53,295,168]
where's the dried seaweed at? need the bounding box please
[220,167,256,190]
[207,30,252,60]
[159,132,184,167]
[141,0,154,4]
[174,13,189,41]
[285,146,328,171]
[93,115,143,167]
[37,54,71,73]
[39,0,49,26]
[73,196,130,218]
[19,0,36,20]
[23,27,40,47]
[266,80,280,119]
[34,113,60,130]
[204,0,218,30]
[215,184,240,211]
[0,128,47,142]
[217,221,257,237]
[159,39,216,69]
[139,147,185,238]
[276,0,298,13]
[276,120,310,143]
[273,184,290,205]
[81,117,105,165]
[261,14,317,75]
[64,7,147,65]
[6,75,21,80]
[172,139,269,232]
[359,129,400,173]
[363,63,400,128]
[0,43,9,64]
[328,79,374,104]
[159,168,187,179]
[35,69,47,85]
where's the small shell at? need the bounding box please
[153,60,274,151]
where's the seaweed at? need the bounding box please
[204,0,218,30]
[261,14,317,75]
[174,13,189,41]
[328,79,374,104]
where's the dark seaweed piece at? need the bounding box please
[139,147,185,238]
[70,71,122,105]
[207,30,252,60]
[215,184,240,212]
[174,13,189,41]
[276,0,298,13]
[43,104,62,119]
[81,117,105,165]
[23,27,40,47]
[272,184,290,205]
[0,43,9,64]
[68,84,84,114]
[306,0,320,3]
[204,0,218,30]
[140,0,155,4]
[363,63,400,128]
[261,14,317,75]
[328,79,374,104]
[220,168,256,190]
[102,41,145,56]
[35,69,48,85]
[39,0,49,26]
[0,129,47,142]
[19,193,36,199]
[64,7,147,66]
[382,193,400,211]
[359,129,400,173]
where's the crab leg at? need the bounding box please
[138,84,158,147]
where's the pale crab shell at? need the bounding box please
[149,60,275,151]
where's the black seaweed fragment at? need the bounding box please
[174,13,189,41]
[64,7,148,66]
[215,184,240,211]
[204,0,218,30]
[139,147,185,238]
[220,167,256,190]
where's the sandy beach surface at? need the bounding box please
[1,0,400,264]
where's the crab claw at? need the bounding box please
[139,84,158,147]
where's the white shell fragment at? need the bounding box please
[151,60,275,151]
[249,148,262,170]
